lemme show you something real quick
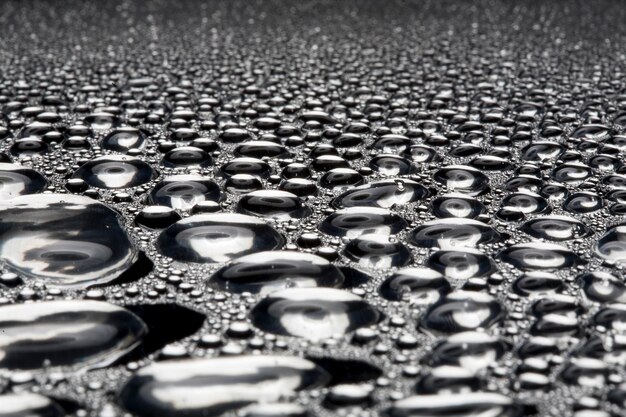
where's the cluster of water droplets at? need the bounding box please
[2,0,626,416]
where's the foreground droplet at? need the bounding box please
[0,194,137,288]
[0,393,65,417]
[118,355,329,417]
[384,392,523,417]
[0,300,146,370]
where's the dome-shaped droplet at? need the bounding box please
[498,242,582,270]
[421,291,505,334]
[433,165,489,196]
[343,234,412,269]
[331,179,429,209]
[149,175,221,211]
[579,271,626,303]
[320,207,407,238]
[73,155,156,189]
[0,163,47,200]
[431,193,486,219]
[426,248,496,280]
[429,332,509,371]
[595,225,626,262]
[101,127,145,152]
[250,288,380,341]
[210,251,344,294]
[521,216,591,241]
[0,300,146,370]
[410,218,500,248]
[237,190,311,220]
[0,194,137,288]
[0,393,65,417]
[119,355,329,417]
[157,214,284,263]
[379,268,450,304]
[161,146,212,168]
[384,393,523,417]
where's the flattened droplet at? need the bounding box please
[237,190,311,219]
[379,268,450,304]
[421,291,505,334]
[595,225,626,262]
[149,175,221,211]
[210,251,344,294]
[157,213,284,263]
[410,218,500,248]
[73,155,156,189]
[498,242,582,270]
[0,300,146,370]
[0,194,137,288]
[431,193,485,219]
[250,288,381,341]
[521,216,591,241]
[427,248,496,280]
[119,355,329,417]
[429,332,509,371]
[320,207,407,238]
[433,165,489,196]
[0,393,65,417]
[0,163,47,199]
[384,393,523,417]
[344,234,412,269]
[101,127,145,152]
[331,179,429,209]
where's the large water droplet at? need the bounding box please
[119,355,329,417]
[250,288,380,341]
[157,214,284,263]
